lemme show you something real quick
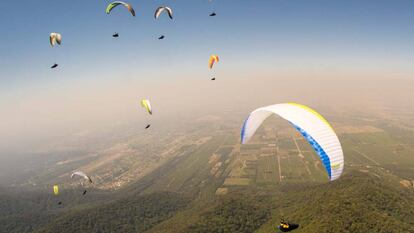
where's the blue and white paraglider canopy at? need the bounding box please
[241,103,344,181]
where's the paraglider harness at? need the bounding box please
[278,218,299,232]
[280,218,290,229]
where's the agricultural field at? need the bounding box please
[142,113,414,233]
[3,112,414,233]
[129,114,414,200]
[207,116,414,193]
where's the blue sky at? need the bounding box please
[1,0,414,153]
[1,0,414,90]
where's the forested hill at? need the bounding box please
[34,192,190,233]
[148,171,414,233]
[1,171,413,233]
[256,171,414,233]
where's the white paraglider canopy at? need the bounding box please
[241,103,344,181]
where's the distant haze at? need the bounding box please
[1,71,413,154]
[1,0,414,155]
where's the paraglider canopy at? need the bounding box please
[140,99,152,115]
[106,1,135,16]
[71,171,93,183]
[49,33,62,47]
[241,103,344,181]
[154,6,173,19]
[53,185,59,195]
[208,55,219,69]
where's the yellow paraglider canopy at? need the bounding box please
[53,185,59,195]
[140,99,152,115]
[208,55,219,69]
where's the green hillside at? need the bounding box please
[2,124,414,232]
[34,192,190,233]
[144,171,413,233]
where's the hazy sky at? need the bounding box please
[1,0,414,153]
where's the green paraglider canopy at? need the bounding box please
[106,1,135,16]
